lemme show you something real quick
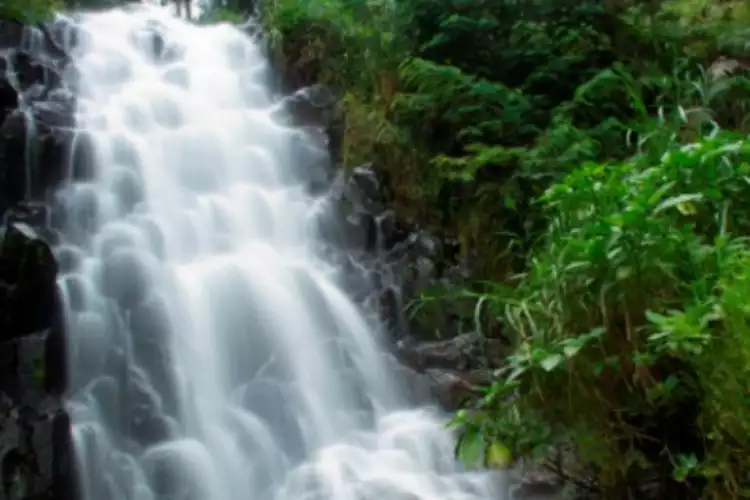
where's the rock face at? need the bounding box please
[0,17,79,500]
[273,76,508,410]
[0,18,76,215]
[0,219,77,500]
[275,85,504,411]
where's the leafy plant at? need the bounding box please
[0,0,59,22]
[258,0,750,496]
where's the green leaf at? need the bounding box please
[457,429,485,467]
[485,442,513,468]
[653,193,703,215]
[645,310,667,324]
[540,353,565,372]
[563,341,584,359]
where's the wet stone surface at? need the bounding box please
[0,18,79,500]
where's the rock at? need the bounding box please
[0,20,76,213]
[273,84,344,165]
[0,71,77,492]
[270,50,491,414]
[0,221,59,340]
[393,333,508,410]
[0,328,77,500]
[423,369,489,410]
[276,84,339,127]
[395,333,508,372]
[0,219,75,497]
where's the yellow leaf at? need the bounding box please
[677,202,697,215]
[485,442,513,468]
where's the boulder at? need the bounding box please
[0,221,59,340]
[394,333,508,410]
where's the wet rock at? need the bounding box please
[69,131,98,182]
[0,326,77,500]
[393,333,508,410]
[274,84,344,165]
[0,179,76,498]
[422,369,490,410]
[277,84,339,128]
[129,297,178,415]
[0,222,59,339]
[395,333,508,373]
[100,249,154,309]
[0,20,24,51]
[0,19,77,213]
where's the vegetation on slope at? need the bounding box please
[0,0,59,22]
[253,0,750,497]
[6,0,750,495]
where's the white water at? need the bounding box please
[55,4,506,500]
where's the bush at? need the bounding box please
[255,0,750,496]
[454,129,750,496]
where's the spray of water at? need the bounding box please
[54,4,508,499]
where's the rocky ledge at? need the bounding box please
[0,16,79,500]
[274,81,514,412]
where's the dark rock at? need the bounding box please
[0,19,76,214]
[276,84,339,128]
[274,85,344,165]
[0,222,59,340]
[69,131,97,183]
[0,20,24,50]
[395,333,507,373]
[0,21,76,484]
[50,411,79,500]
[0,327,77,500]
[0,218,75,497]
[394,333,508,410]
[423,368,489,410]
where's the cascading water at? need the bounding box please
[54,4,508,500]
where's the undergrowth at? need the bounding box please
[0,0,58,22]
[42,0,750,496]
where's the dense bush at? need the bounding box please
[6,0,750,495]
[260,0,750,496]
[455,130,750,497]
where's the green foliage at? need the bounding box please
[197,7,246,25]
[454,130,750,496]
[0,0,59,22]
[261,0,750,495]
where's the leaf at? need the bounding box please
[485,442,513,468]
[457,429,485,467]
[645,310,667,325]
[653,193,703,215]
[540,353,565,372]
[506,365,525,382]
[563,341,584,359]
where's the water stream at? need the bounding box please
[55,4,506,499]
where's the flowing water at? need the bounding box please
[55,4,506,500]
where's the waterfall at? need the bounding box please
[54,4,507,499]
